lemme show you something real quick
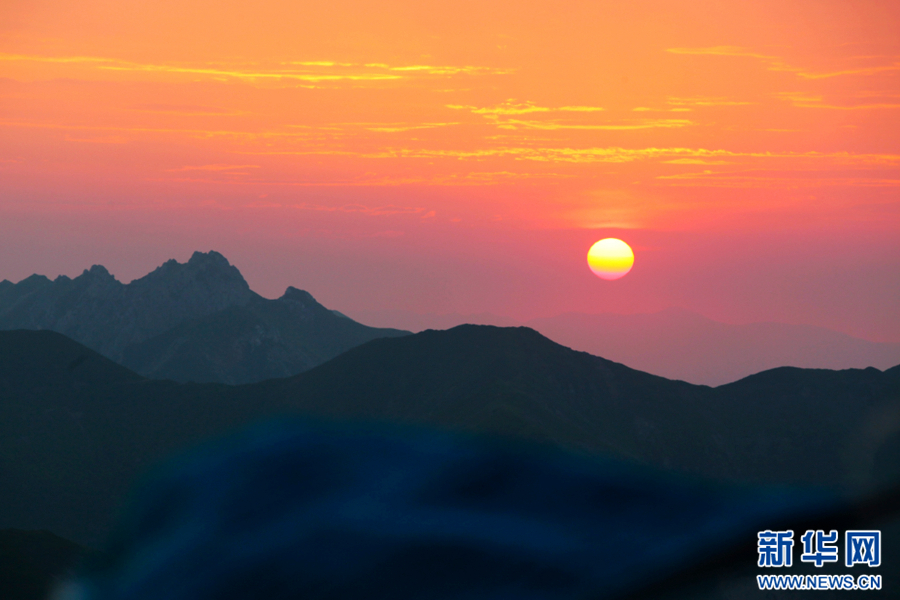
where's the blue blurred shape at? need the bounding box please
[64,420,837,600]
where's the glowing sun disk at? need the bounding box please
[587,238,634,280]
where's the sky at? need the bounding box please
[1,0,898,342]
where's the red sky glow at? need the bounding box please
[1,0,898,341]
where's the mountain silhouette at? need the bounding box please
[0,252,408,384]
[2,327,898,547]
[0,329,142,391]
[347,307,900,386]
[261,326,900,487]
[526,309,900,386]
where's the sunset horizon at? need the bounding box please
[2,0,898,343]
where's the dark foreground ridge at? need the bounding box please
[53,422,868,600]
[1,326,898,547]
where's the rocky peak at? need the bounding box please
[83,265,115,280]
[0,252,261,359]
[114,252,257,349]
[187,250,230,268]
[280,287,319,307]
[69,265,122,296]
[133,252,251,296]
[17,274,51,287]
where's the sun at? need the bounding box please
[587,238,634,280]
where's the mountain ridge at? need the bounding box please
[348,307,900,386]
[2,326,898,545]
[0,252,409,384]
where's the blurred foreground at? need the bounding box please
[48,420,897,600]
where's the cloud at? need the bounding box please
[666,45,796,71]
[0,119,349,144]
[363,63,513,76]
[663,158,730,165]
[7,114,896,170]
[284,61,355,67]
[446,101,692,132]
[558,106,607,112]
[655,169,900,188]
[129,104,242,116]
[362,122,460,133]
[632,106,692,112]
[0,53,112,65]
[667,46,774,59]
[667,97,752,107]
[100,63,400,83]
[666,47,900,80]
[796,63,900,80]
[367,146,900,166]
[446,100,604,116]
[492,118,691,131]
[0,53,511,86]
[447,101,551,115]
[776,92,900,110]
[368,146,693,162]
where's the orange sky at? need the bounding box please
[1,0,898,340]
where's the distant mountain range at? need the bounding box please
[348,309,521,332]
[2,327,897,547]
[0,251,409,384]
[350,308,900,386]
[6,251,895,387]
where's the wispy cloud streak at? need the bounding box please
[0,53,511,85]
[667,46,900,80]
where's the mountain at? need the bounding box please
[348,306,900,386]
[260,326,900,487]
[10,254,891,388]
[0,252,409,384]
[526,309,900,386]
[118,286,410,384]
[2,327,898,546]
[0,252,254,359]
[347,309,518,332]
[0,329,142,392]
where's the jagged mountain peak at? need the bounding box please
[16,273,51,286]
[132,251,251,296]
[0,252,257,360]
[144,250,240,275]
[85,264,113,277]
[78,264,119,285]
[188,250,230,267]
[0,252,410,382]
[279,286,318,306]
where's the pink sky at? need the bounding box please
[1,0,898,341]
